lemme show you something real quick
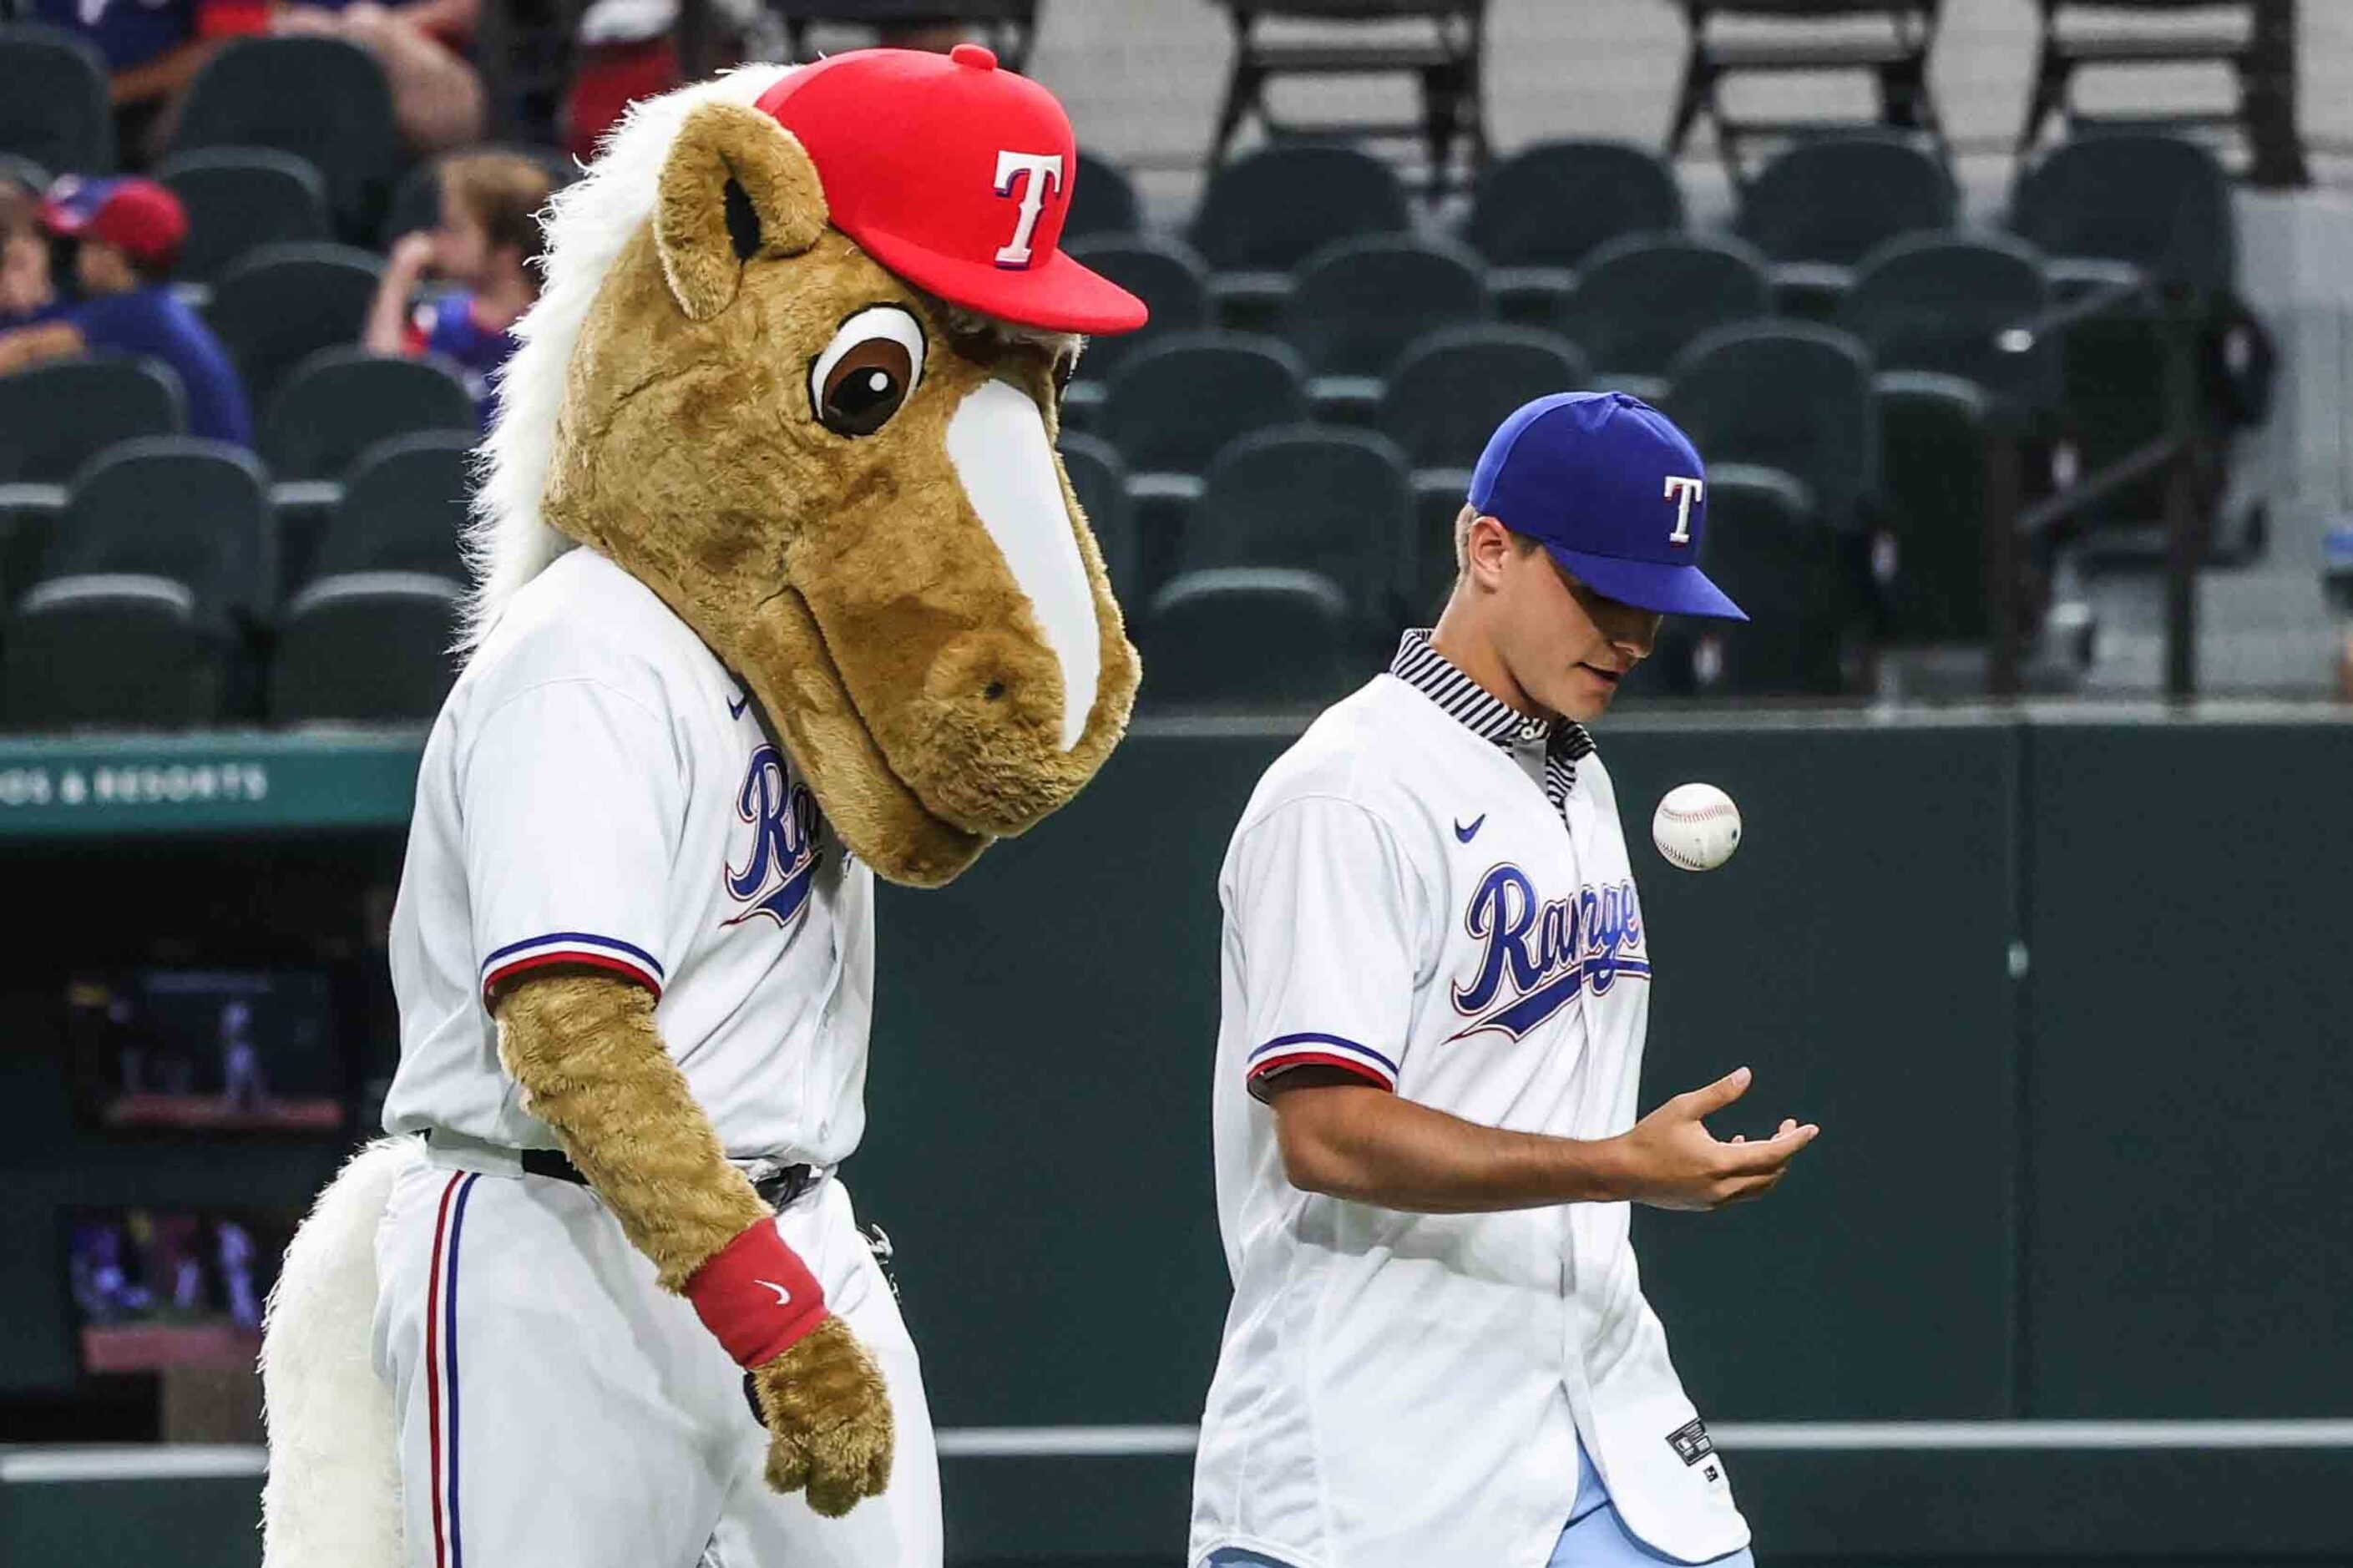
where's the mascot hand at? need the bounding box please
[750,1315,897,1515]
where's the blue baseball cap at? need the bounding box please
[1468,391,1747,622]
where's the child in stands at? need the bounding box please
[0,177,252,447]
[362,150,549,432]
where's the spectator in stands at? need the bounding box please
[271,0,488,154]
[0,178,63,330]
[362,151,549,430]
[0,178,253,445]
[23,0,269,165]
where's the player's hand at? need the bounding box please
[1609,1066,1817,1211]
[748,1313,896,1515]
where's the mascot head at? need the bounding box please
[469,47,1146,888]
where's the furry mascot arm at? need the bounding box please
[495,970,893,1515]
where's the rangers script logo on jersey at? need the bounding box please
[726,744,824,929]
[1450,867,1649,1039]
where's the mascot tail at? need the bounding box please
[260,1136,421,1568]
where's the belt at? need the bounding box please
[426,1130,822,1211]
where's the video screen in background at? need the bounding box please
[66,969,344,1132]
[64,1206,299,1374]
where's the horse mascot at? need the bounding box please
[256,46,1144,1568]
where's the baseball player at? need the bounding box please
[1192,393,1820,1568]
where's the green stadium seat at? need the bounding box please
[41,438,276,625]
[1188,144,1409,272]
[1065,149,1141,242]
[1377,325,1590,617]
[0,23,114,175]
[1137,568,1358,708]
[271,571,462,721]
[1875,371,1996,646]
[1100,333,1309,591]
[2008,131,2234,295]
[1682,464,1858,696]
[3,575,228,728]
[1280,235,1490,419]
[170,36,399,240]
[1464,140,1684,322]
[309,432,474,588]
[205,243,385,416]
[1552,234,1771,402]
[261,350,476,491]
[1839,233,2059,417]
[155,149,333,286]
[1100,332,1308,478]
[0,357,186,508]
[1737,134,1955,266]
[1183,427,1415,638]
[1057,433,1137,606]
[1063,235,1211,389]
[1668,321,1880,533]
[381,144,579,244]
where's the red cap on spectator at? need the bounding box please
[39,177,189,274]
[753,46,1146,336]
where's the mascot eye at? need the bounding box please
[809,306,926,438]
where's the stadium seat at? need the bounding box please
[1182,427,1415,637]
[1680,464,1858,696]
[0,357,186,508]
[1667,321,1880,533]
[1057,434,1137,605]
[1099,333,1308,590]
[1552,234,1772,402]
[170,36,400,240]
[1188,144,1409,273]
[0,23,114,175]
[1,152,50,194]
[1733,133,1956,316]
[1279,235,1490,419]
[155,149,333,287]
[1065,149,1142,242]
[1376,325,1590,615]
[271,572,463,721]
[2,575,228,728]
[1379,325,1591,472]
[1062,235,1211,391]
[1463,140,1684,322]
[1136,568,1358,708]
[381,145,579,243]
[1098,332,1308,479]
[40,438,276,625]
[1839,233,2059,417]
[2008,131,2234,295]
[309,432,474,587]
[205,243,385,416]
[1875,372,1996,646]
[263,351,475,485]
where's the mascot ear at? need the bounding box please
[655,100,830,321]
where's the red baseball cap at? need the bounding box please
[755,46,1146,336]
[39,177,188,273]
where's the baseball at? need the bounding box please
[1652,783,1742,872]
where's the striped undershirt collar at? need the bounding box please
[1389,630,1594,808]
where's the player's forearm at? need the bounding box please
[493,970,769,1289]
[1273,1083,1632,1214]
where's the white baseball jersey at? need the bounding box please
[1190,632,1749,1568]
[382,546,876,1165]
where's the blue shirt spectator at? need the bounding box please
[68,286,253,445]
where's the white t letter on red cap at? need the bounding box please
[992,151,1065,268]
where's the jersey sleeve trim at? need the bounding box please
[1245,1032,1399,1093]
[479,931,665,1003]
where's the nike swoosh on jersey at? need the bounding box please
[1455,814,1486,842]
[753,1278,794,1307]
[728,690,751,720]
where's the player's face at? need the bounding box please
[1496,543,1661,722]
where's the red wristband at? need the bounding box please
[681,1220,827,1368]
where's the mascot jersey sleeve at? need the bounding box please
[382,548,878,1166]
